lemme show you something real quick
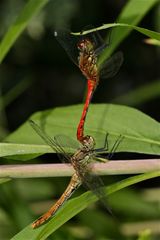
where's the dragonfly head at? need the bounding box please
[77,39,94,53]
[82,135,95,150]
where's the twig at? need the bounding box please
[0,159,160,179]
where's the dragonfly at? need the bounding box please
[30,120,121,228]
[54,28,123,144]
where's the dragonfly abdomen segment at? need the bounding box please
[32,173,81,228]
[76,79,96,142]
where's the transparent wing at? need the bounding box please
[54,134,81,151]
[54,28,107,65]
[54,134,82,163]
[83,135,123,213]
[29,120,71,163]
[77,161,113,215]
[54,29,80,66]
[99,51,123,79]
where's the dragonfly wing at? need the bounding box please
[29,120,71,163]
[95,42,107,56]
[99,51,123,79]
[82,170,113,215]
[54,29,80,66]
[76,161,112,215]
[54,134,81,151]
[54,134,81,163]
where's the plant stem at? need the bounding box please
[0,159,160,179]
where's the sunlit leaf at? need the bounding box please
[2,104,160,160]
[0,178,11,184]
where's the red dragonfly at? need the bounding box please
[30,120,121,228]
[54,28,123,144]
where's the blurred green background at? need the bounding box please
[0,0,160,239]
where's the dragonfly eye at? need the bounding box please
[77,39,93,52]
[77,40,85,51]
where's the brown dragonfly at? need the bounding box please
[29,120,121,228]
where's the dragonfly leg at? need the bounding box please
[95,132,109,153]
[107,135,124,159]
[96,134,123,160]
[96,157,109,163]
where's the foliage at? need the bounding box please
[0,0,160,239]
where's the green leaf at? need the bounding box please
[3,104,160,160]
[11,171,160,240]
[0,77,32,111]
[0,178,11,184]
[72,0,160,65]
[75,23,160,41]
[73,22,160,66]
[100,0,160,64]
[0,143,51,160]
[144,38,160,46]
[0,0,49,63]
[138,229,152,240]
[113,79,160,106]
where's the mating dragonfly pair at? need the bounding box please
[31,27,123,228]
